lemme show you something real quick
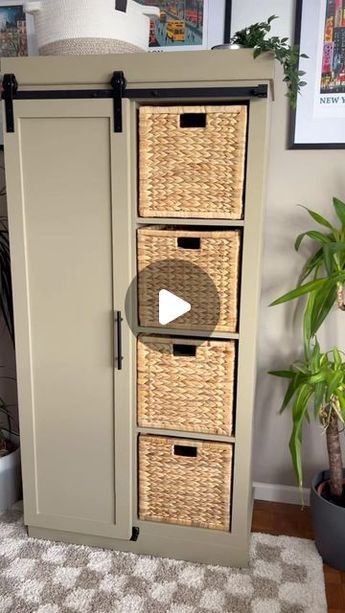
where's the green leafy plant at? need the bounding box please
[270,342,345,497]
[0,216,14,345]
[0,177,17,455]
[230,15,308,108]
[270,197,345,355]
[0,367,18,457]
[0,397,18,457]
[270,197,345,501]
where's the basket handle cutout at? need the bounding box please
[115,0,128,11]
[173,344,197,357]
[180,113,206,128]
[177,237,200,250]
[173,445,198,458]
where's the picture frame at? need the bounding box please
[0,1,37,148]
[142,0,232,52]
[290,0,345,149]
[0,1,36,56]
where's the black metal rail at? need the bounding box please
[1,71,268,134]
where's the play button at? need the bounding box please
[159,290,191,326]
[124,259,221,349]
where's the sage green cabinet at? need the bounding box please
[1,50,274,566]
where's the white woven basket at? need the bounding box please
[24,0,159,55]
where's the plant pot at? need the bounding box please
[0,433,21,513]
[24,0,160,55]
[311,469,345,570]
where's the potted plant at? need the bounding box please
[270,197,345,570]
[0,211,20,510]
[225,15,308,108]
[24,0,160,55]
[0,216,15,345]
[0,389,21,511]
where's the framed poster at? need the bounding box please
[0,1,36,56]
[290,0,345,149]
[136,0,232,51]
[0,2,36,148]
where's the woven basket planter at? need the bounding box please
[137,337,236,435]
[24,0,159,54]
[137,227,241,332]
[138,435,232,530]
[139,105,247,219]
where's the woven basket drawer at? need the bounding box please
[137,227,241,332]
[137,337,236,435]
[138,435,232,531]
[139,105,247,219]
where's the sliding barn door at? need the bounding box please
[4,98,133,538]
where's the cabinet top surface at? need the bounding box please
[1,49,275,88]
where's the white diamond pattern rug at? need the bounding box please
[0,510,327,612]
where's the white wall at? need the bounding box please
[231,0,345,486]
[231,0,294,39]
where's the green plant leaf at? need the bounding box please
[333,197,345,227]
[268,370,302,414]
[0,219,14,345]
[323,243,336,276]
[333,347,342,368]
[295,230,331,251]
[323,242,345,276]
[303,290,316,357]
[325,240,345,252]
[308,371,328,384]
[311,338,321,368]
[280,382,297,413]
[337,391,345,411]
[297,248,323,286]
[294,361,310,374]
[268,370,295,378]
[270,278,328,306]
[313,381,326,416]
[289,385,313,487]
[309,280,337,336]
[327,371,344,400]
[279,373,305,413]
[322,241,345,255]
[297,206,335,230]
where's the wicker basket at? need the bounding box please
[38,38,142,55]
[139,105,247,219]
[138,435,232,530]
[137,336,236,435]
[137,227,241,332]
[24,0,160,54]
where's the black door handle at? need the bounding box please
[114,311,123,370]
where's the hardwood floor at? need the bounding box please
[252,500,344,612]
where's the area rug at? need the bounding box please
[0,510,326,613]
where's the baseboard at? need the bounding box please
[253,482,310,506]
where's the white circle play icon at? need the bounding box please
[158,289,192,326]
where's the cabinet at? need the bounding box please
[1,50,274,567]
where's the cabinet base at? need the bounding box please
[27,525,250,568]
